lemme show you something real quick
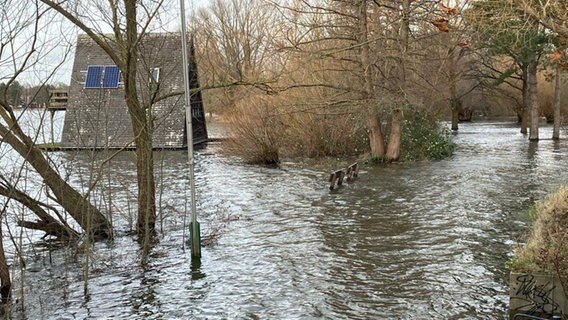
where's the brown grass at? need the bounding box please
[282,109,367,158]
[222,91,368,164]
[222,95,282,165]
[513,186,568,284]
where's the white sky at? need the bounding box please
[8,0,211,86]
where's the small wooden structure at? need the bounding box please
[47,88,68,110]
[328,162,359,190]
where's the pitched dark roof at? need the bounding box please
[62,33,207,149]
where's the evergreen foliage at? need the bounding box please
[400,108,455,161]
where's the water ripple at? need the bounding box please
[6,119,568,319]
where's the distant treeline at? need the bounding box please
[0,81,65,107]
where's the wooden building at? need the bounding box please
[48,88,68,110]
[62,33,207,149]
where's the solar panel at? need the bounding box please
[85,66,103,88]
[103,66,120,88]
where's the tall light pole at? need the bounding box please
[180,0,201,260]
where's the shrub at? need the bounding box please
[283,110,368,158]
[223,96,282,165]
[400,108,455,161]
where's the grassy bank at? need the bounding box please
[511,186,568,286]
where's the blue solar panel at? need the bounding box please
[103,66,120,88]
[85,66,103,88]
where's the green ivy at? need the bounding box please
[400,109,455,161]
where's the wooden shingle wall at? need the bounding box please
[62,33,207,149]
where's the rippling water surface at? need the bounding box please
[4,113,568,319]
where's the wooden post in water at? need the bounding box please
[328,162,359,190]
[180,0,201,260]
[346,163,359,181]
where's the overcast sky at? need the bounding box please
[9,0,211,86]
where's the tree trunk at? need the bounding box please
[0,225,11,304]
[358,0,385,158]
[385,0,410,161]
[0,126,111,238]
[125,0,156,240]
[386,109,403,161]
[367,113,385,157]
[451,98,461,131]
[449,37,459,131]
[521,64,529,134]
[528,57,539,141]
[553,65,561,140]
[131,109,157,239]
[0,184,78,239]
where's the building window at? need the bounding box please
[84,65,121,89]
[150,67,160,84]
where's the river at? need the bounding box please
[2,111,568,319]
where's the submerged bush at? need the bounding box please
[400,108,455,161]
[223,97,453,163]
[283,110,368,158]
[223,96,282,165]
[223,93,368,162]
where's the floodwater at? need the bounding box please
[2,111,568,319]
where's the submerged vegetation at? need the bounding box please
[400,109,455,162]
[223,97,454,164]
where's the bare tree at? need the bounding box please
[0,0,119,304]
[192,0,285,114]
[0,0,111,238]
[513,0,568,38]
[514,0,567,139]
[268,0,451,161]
[39,0,178,242]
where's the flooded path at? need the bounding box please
[3,114,568,319]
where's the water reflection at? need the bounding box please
[190,259,206,281]
[4,117,568,319]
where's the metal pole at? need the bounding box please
[179,0,200,260]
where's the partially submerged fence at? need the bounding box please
[328,162,359,190]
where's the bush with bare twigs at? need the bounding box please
[282,109,368,158]
[222,93,369,164]
[223,96,283,165]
